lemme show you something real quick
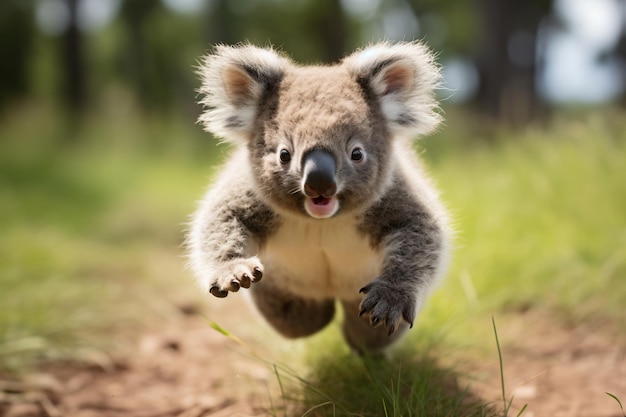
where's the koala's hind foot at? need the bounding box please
[341,300,409,354]
[250,281,335,338]
[207,257,264,298]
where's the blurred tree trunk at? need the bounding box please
[63,0,87,112]
[206,0,238,45]
[314,0,348,63]
[617,26,626,107]
[475,0,548,124]
[120,0,161,110]
[475,0,510,120]
[0,1,35,109]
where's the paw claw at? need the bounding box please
[402,306,416,328]
[207,257,264,298]
[359,279,418,333]
[210,286,228,298]
[239,274,251,289]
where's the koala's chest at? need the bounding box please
[258,216,385,300]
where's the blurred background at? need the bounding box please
[1,0,625,376]
[2,0,626,120]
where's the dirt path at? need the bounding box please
[1,298,277,417]
[464,310,626,417]
[1,300,625,417]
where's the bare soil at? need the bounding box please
[465,310,626,417]
[1,299,625,417]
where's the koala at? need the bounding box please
[187,42,451,353]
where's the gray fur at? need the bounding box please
[187,42,451,353]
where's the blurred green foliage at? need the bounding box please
[0,102,220,371]
[423,110,626,342]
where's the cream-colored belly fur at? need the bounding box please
[259,214,386,300]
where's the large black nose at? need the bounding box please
[302,149,337,198]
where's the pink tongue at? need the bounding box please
[313,196,331,206]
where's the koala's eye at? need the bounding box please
[279,149,291,164]
[350,147,364,162]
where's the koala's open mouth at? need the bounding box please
[304,196,339,219]
[313,196,331,205]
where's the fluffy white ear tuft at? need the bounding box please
[343,41,442,137]
[197,44,289,144]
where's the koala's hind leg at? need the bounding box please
[250,281,335,338]
[340,300,409,354]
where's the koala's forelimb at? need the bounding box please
[356,176,443,335]
[188,160,280,297]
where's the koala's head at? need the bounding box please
[198,42,441,219]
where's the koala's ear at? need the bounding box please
[197,44,288,143]
[343,42,442,137]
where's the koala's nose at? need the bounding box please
[302,149,337,198]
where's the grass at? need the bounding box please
[419,110,626,345]
[0,102,221,371]
[606,392,626,417]
[492,316,527,417]
[211,318,496,417]
[292,352,492,417]
[1,102,625,414]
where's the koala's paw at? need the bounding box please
[359,280,417,335]
[207,257,264,298]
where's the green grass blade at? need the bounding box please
[301,401,335,417]
[208,320,231,337]
[274,364,287,416]
[606,392,625,417]
[492,316,509,416]
[266,382,277,417]
[493,316,528,417]
[515,403,528,417]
